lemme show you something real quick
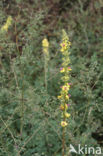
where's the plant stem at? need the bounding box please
[62,107,66,156]
[20,75,24,136]
[62,127,65,156]
[15,18,24,136]
[44,60,48,92]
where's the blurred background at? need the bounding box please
[0,0,103,156]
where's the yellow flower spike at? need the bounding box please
[61,121,68,127]
[42,38,49,47]
[42,38,49,61]
[58,30,71,154]
[1,16,13,32]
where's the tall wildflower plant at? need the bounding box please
[42,38,49,91]
[58,30,71,156]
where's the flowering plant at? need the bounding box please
[58,29,72,155]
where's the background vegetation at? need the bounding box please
[0,0,103,155]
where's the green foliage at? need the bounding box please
[0,0,103,156]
